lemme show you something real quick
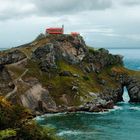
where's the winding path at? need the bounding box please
[5,68,28,99]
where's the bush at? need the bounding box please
[0,96,32,129]
[88,47,95,54]
[0,96,61,140]
[17,121,60,140]
[82,76,90,81]
[0,129,16,139]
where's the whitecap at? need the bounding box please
[35,112,67,119]
[34,116,44,121]
[77,111,110,115]
[43,112,67,117]
[129,107,140,111]
[113,105,123,110]
[108,106,123,112]
[57,130,83,136]
[57,130,100,137]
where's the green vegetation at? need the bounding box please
[88,47,95,54]
[0,129,16,139]
[21,59,110,106]
[82,76,90,81]
[0,96,61,140]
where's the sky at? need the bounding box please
[0,0,140,49]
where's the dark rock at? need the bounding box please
[0,50,26,65]
[32,35,87,68]
[32,43,54,60]
[0,65,14,94]
[59,71,72,76]
[97,78,106,85]
[84,48,123,72]
[126,77,140,102]
[38,100,44,112]
[0,64,4,71]
[84,66,91,73]
[32,43,57,72]
[40,60,57,72]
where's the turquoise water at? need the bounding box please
[109,49,140,71]
[36,49,140,140]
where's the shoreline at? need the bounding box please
[33,100,116,117]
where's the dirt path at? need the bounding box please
[9,58,27,66]
[5,68,28,99]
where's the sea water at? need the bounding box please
[36,49,140,140]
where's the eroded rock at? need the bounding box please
[0,50,26,65]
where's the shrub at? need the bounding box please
[0,97,61,140]
[0,129,16,139]
[82,76,90,81]
[17,121,60,140]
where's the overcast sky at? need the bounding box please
[0,0,140,48]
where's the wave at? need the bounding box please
[34,116,45,121]
[34,112,68,120]
[43,112,67,117]
[112,105,123,110]
[57,130,96,137]
[57,130,83,136]
[129,107,140,111]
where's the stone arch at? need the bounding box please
[122,76,140,103]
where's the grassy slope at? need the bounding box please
[20,58,126,106]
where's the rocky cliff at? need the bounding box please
[0,34,140,114]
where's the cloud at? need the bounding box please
[122,0,140,6]
[34,0,112,15]
[0,0,36,20]
[0,0,112,20]
[125,34,140,41]
[2,0,140,21]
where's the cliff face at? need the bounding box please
[0,34,140,114]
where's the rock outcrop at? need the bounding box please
[0,34,140,114]
[0,50,26,65]
[0,65,15,95]
[20,84,57,113]
[32,35,87,72]
[83,48,123,73]
[126,77,140,102]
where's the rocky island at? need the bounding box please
[1,33,140,139]
[0,33,140,115]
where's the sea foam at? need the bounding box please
[129,107,140,111]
